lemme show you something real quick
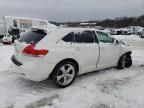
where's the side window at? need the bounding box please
[74,31,94,43]
[96,31,114,43]
[62,32,74,42]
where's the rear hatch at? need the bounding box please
[14,28,47,63]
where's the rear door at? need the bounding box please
[72,30,99,74]
[96,31,121,69]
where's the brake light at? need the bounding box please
[22,43,48,57]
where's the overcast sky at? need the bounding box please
[0,0,143,22]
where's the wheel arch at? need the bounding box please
[122,51,132,57]
[118,51,132,64]
[49,58,79,79]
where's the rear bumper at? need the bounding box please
[11,55,55,81]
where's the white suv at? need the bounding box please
[11,27,132,88]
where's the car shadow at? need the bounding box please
[77,67,117,78]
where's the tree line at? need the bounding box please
[51,14,144,28]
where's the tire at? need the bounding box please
[117,54,126,69]
[125,55,132,68]
[52,61,77,88]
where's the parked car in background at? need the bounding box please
[137,28,144,36]
[126,26,143,35]
[122,27,133,35]
[139,28,144,38]
[114,28,123,35]
[102,28,111,34]
[11,27,132,88]
[111,26,143,35]
[0,16,56,44]
[110,28,118,35]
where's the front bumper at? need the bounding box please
[11,55,55,81]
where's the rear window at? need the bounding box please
[19,28,47,44]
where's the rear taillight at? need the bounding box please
[22,43,48,57]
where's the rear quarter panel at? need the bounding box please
[36,41,79,72]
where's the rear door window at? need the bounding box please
[19,28,47,44]
[74,31,94,43]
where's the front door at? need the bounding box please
[96,31,121,69]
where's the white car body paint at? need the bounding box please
[11,28,132,81]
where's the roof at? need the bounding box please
[41,27,105,43]
[31,27,105,34]
[49,27,101,32]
